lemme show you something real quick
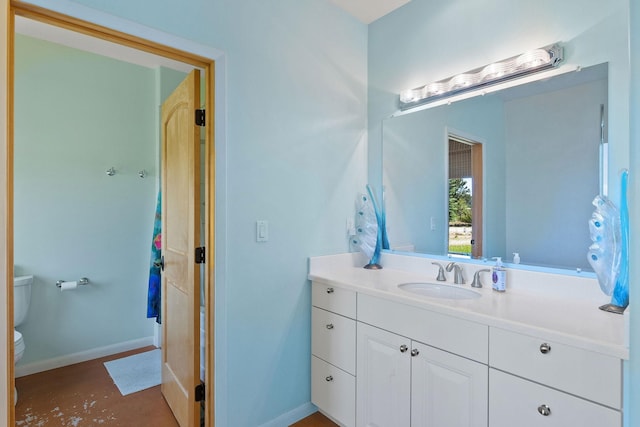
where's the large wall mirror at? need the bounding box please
[382,63,608,272]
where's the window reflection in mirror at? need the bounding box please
[448,136,483,259]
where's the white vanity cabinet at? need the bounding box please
[310,277,624,427]
[311,282,356,427]
[357,322,488,427]
[489,327,622,427]
[356,294,489,427]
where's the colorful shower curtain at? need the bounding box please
[147,192,162,324]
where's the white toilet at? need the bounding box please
[14,275,33,404]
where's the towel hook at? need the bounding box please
[106,167,116,176]
[138,170,147,178]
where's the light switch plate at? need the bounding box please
[257,220,268,242]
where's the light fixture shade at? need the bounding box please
[399,44,563,110]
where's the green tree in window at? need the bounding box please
[449,178,472,225]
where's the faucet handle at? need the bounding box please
[447,262,465,284]
[432,262,447,281]
[471,269,491,288]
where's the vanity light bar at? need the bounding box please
[399,44,564,110]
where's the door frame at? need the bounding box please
[445,128,485,259]
[1,2,223,426]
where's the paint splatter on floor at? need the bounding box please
[16,398,117,427]
[15,346,178,426]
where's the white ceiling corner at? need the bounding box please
[329,0,411,24]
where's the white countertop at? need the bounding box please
[309,252,629,360]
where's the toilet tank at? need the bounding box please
[14,275,33,327]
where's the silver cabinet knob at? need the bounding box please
[326,324,334,330]
[540,343,551,354]
[537,404,551,416]
[400,344,408,353]
[411,348,420,357]
[326,287,334,294]
[325,375,333,382]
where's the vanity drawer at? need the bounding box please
[312,282,356,319]
[358,293,488,363]
[489,327,621,409]
[312,356,355,427]
[312,307,356,374]
[489,369,621,427]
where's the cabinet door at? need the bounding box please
[357,323,411,427]
[411,342,488,427]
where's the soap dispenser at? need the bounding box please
[492,257,506,292]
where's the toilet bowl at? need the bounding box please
[14,330,25,363]
[14,330,25,405]
[14,275,32,405]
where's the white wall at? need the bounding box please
[14,35,158,365]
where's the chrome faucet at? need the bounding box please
[471,269,491,288]
[432,262,447,281]
[446,262,465,284]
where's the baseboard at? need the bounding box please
[15,336,155,378]
[258,402,317,427]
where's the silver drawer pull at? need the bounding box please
[400,344,408,353]
[326,324,334,330]
[325,375,333,382]
[537,404,551,416]
[540,343,551,354]
[411,348,420,357]
[326,287,335,294]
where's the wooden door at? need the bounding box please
[161,69,202,427]
[470,143,483,259]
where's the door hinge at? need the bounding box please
[195,246,206,264]
[195,109,206,126]
[195,383,205,402]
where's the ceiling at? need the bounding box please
[14,16,196,73]
[329,0,410,23]
[14,1,409,71]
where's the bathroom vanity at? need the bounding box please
[308,253,627,427]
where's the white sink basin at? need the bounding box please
[398,282,481,300]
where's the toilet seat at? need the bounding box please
[14,330,25,362]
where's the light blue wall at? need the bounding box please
[14,34,158,363]
[211,5,367,425]
[27,1,368,426]
[504,79,605,269]
[628,3,639,427]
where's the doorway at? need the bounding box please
[3,3,217,426]
[447,135,483,259]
